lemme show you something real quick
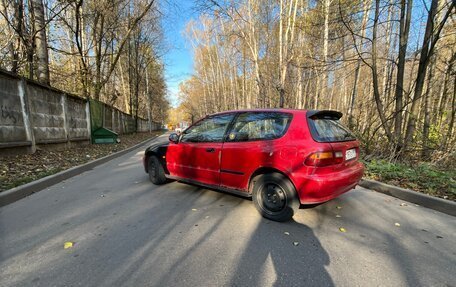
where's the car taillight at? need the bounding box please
[305,151,344,166]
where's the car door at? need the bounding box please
[166,114,235,186]
[220,112,293,191]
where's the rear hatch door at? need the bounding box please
[307,110,360,168]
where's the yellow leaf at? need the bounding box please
[64,242,73,249]
[339,227,346,232]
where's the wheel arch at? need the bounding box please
[144,145,169,174]
[248,167,297,195]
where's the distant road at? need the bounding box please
[1,136,455,287]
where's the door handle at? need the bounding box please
[206,148,215,153]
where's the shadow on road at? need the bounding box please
[26,182,331,287]
[228,218,334,287]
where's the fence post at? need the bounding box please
[112,109,115,132]
[61,94,69,145]
[85,100,91,143]
[18,79,35,153]
[102,103,105,128]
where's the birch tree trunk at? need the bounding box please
[320,0,331,109]
[31,0,50,84]
[347,0,371,129]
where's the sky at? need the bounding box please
[160,1,199,107]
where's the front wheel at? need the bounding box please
[148,156,167,185]
[252,173,300,222]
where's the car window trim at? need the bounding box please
[222,112,241,143]
[181,113,237,143]
[224,111,293,143]
[307,118,355,143]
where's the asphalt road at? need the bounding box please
[1,134,455,287]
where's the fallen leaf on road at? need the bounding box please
[339,227,346,232]
[64,242,74,249]
[284,232,290,235]
[293,242,299,246]
[191,208,197,211]
[336,206,342,209]
[336,215,341,218]
[400,203,407,206]
[395,223,400,227]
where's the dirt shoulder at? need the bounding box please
[0,131,163,192]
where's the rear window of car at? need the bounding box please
[308,118,355,142]
[228,112,292,142]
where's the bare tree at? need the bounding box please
[403,0,455,151]
[392,0,413,150]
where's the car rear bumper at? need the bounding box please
[294,162,364,204]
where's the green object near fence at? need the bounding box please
[88,98,156,143]
[89,99,103,133]
[92,127,118,144]
[89,99,118,144]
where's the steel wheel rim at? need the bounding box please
[259,182,287,213]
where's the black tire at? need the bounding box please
[252,173,299,222]
[148,156,167,185]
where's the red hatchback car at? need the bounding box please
[143,109,364,221]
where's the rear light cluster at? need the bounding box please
[305,151,344,167]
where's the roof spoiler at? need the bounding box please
[307,110,343,120]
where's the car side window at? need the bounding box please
[228,112,292,142]
[181,114,234,143]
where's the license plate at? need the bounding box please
[345,148,356,160]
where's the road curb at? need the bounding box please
[0,133,163,208]
[359,179,455,217]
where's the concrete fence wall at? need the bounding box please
[0,70,160,154]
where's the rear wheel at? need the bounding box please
[148,156,167,185]
[252,173,299,222]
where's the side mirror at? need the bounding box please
[169,133,179,144]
